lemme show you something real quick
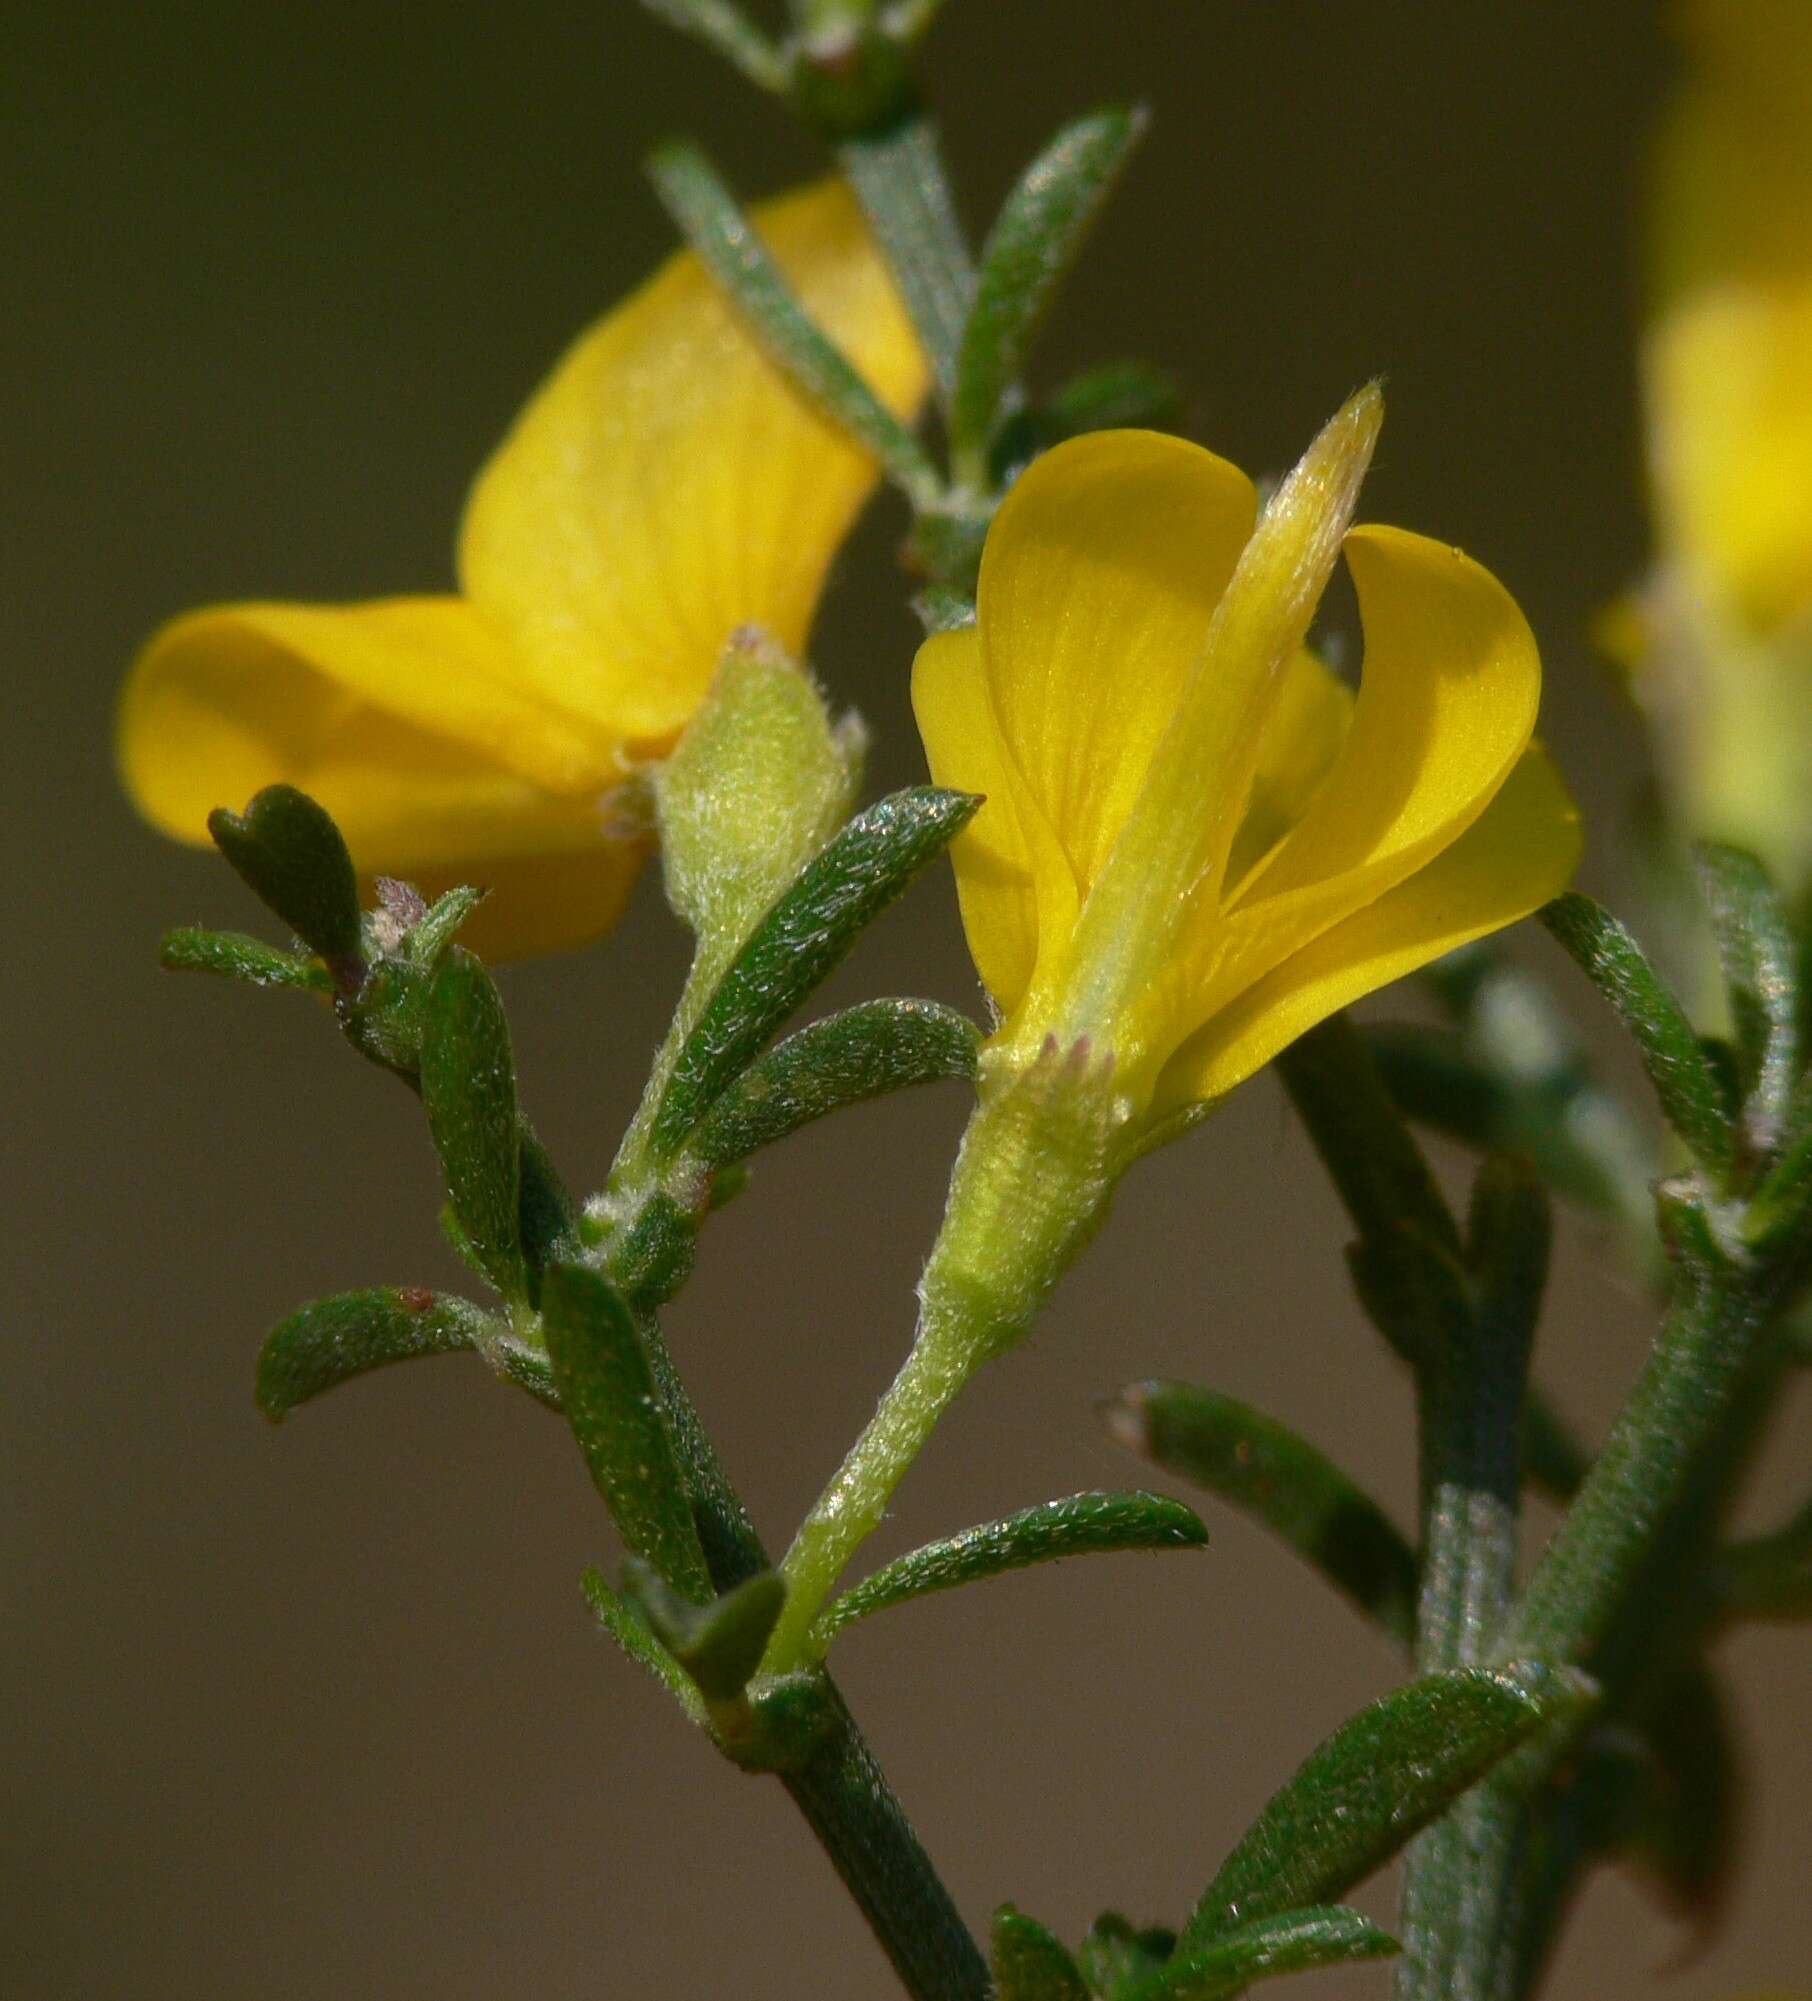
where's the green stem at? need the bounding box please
[1503,1211,1782,1667]
[839,113,975,411]
[623,1290,986,1998]
[770,1300,979,1669]
[769,1055,1118,1670]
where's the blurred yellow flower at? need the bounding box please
[119,181,925,956]
[1629,0,1812,879]
[914,391,1580,1128]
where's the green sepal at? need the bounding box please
[621,1556,788,1701]
[1694,841,1798,1142]
[1078,1915,1176,2000]
[687,997,980,1170]
[1540,893,1733,1181]
[636,0,783,91]
[206,784,363,976]
[815,1490,1206,1643]
[540,1262,712,1602]
[990,1906,1088,2001]
[950,105,1147,478]
[1103,1381,1417,1648]
[1124,1907,1397,2001]
[652,630,864,971]
[1180,1662,1586,1947]
[650,787,981,1157]
[256,1287,495,1418]
[580,1565,708,1723]
[159,926,333,993]
[419,949,527,1301]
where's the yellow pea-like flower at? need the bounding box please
[118,181,926,956]
[913,389,1582,1130]
[1626,0,1812,883]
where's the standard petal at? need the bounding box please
[459,179,927,748]
[1188,523,1543,1015]
[974,429,1257,897]
[912,627,1040,1012]
[1151,741,1582,1113]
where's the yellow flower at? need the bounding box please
[913,390,1581,1128]
[1647,0,1812,637]
[118,180,925,956]
[1626,1,1812,882]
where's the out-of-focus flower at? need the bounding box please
[1625,0,1812,883]
[914,391,1581,1137]
[119,181,925,955]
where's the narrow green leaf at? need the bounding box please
[255,1287,494,1418]
[1540,893,1732,1179]
[1078,1915,1176,2000]
[636,0,784,89]
[419,949,526,1299]
[579,1566,708,1722]
[838,112,974,405]
[1180,1664,1581,1946]
[1275,1015,1462,1255]
[1103,1382,1417,1648]
[160,926,333,993]
[1344,1222,1471,1375]
[647,138,940,504]
[1040,358,1183,441]
[1365,1021,1632,1218]
[622,1557,788,1701]
[541,1263,711,1602]
[990,1906,1088,2001]
[1717,1493,1812,1622]
[517,1130,581,1285]
[688,997,980,1169]
[1128,1907,1398,2001]
[951,106,1147,474]
[651,788,980,1155]
[1695,841,1798,1141]
[816,1491,1206,1641]
[206,783,364,973]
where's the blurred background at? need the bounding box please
[8,0,1810,1994]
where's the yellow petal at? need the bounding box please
[458,179,927,748]
[911,626,1039,1012]
[1152,741,1581,1113]
[118,598,641,955]
[121,598,618,830]
[1646,283,1812,632]
[1222,648,1355,892]
[973,429,1257,901]
[1195,523,1543,1010]
[405,844,645,961]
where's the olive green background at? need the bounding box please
[8,1,1810,1995]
